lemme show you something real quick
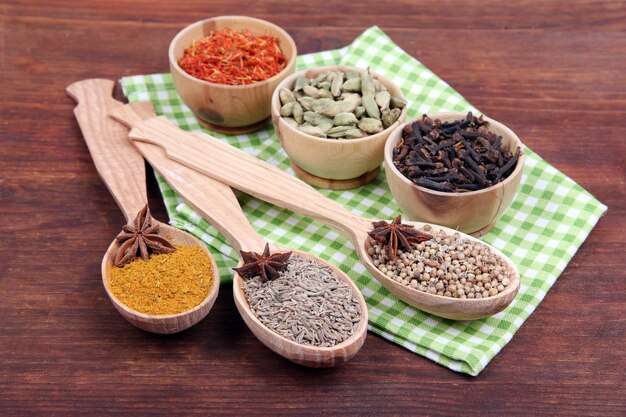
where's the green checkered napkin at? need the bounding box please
[121,26,606,375]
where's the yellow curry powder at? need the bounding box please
[109,245,213,315]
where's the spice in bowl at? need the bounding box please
[108,206,214,316]
[178,28,287,85]
[367,216,514,298]
[235,244,362,347]
[392,112,521,192]
[278,69,407,139]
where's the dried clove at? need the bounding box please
[392,112,521,192]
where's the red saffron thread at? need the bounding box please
[178,28,287,86]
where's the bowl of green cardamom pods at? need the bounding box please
[271,66,407,190]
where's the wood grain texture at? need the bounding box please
[271,66,407,182]
[1,0,625,415]
[110,103,368,367]
[67,80,219,334]
[384,112,525,236]
[125,115,520,320]
[169,16,297,132]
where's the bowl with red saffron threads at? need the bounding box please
[169,16,297,134]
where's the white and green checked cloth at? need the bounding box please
[121,26,607,375]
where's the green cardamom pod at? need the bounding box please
[313,72,329,85]
[304,111,333,130]
[298,96,315,111]
[345,70,360,80]
[318,81,331,91]
[345,128,365,139]
[358,117,383,134]
[326,125,353,138]
[318,89,333,99]
[303,84,324,98]
[282,117,299,128]
[373,79,386,92]
[292,103,304,124]
[298,125,326,138]
[354,106,366,119]
[341,78,361,93]
[280,102,294,117]
[340,92,362,106]
[360,71,376,97]
[317,118,334,133]
[331,71,344,97]
[381,108,402,128]
[311,98,336,113]
[362,95,381,120]
[390,96,407,109]
[294,76,309,91]
[333,112,359,126]
[279,88,296,105]
[375,90,391,110]
[303,111,318,124]
[320,101,357,118]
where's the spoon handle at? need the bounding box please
[110,104,268,254]
[126,116,373,238]
[66,79,147,222]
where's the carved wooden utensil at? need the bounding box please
[109,103,368,367]
[66,79,219,334]
[122,112,520,320]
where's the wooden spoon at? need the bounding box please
[122,114,520,320]
[110,103,368,367]
[66,79,219,334]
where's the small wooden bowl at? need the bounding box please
[169,16,297,134]
[271,66,407,190]
[384,112,525,236]
[101,223,220,334]
[232,250,368,367]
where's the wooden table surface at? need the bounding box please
[2,1,625,415]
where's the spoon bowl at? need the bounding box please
[101,221,219,333]
[232,248,368,367]
[67,79,219,334]
[355,220,519,320]
[110,102,368,366]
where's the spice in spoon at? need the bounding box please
[178,28,287,85]
[236,246,361,347]
[368,221,514,299]
[109,205,213,315]
[109,245,213,315]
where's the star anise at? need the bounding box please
[368,215,432,260]
[233,243,292,282]
[114,205,176,267]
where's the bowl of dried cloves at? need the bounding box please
[384,112,525,236]
[271,66,407,190]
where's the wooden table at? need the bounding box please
[2,1,625,415]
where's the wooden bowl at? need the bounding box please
[384,112,525,236]
[101,223,220,334]
[169,16,297,134]
[271,66,407,189]
[232,250,369,367]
